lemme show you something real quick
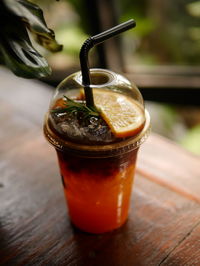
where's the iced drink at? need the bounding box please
[44,69,150,234]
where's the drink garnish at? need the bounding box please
[51,96,100,119]
[92,89,145,138]
[51,90,145,139]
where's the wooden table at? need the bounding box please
[0,67,200,266]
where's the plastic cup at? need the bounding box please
[44,69,150,234]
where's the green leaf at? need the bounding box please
[0,13,51,78]
[3,0,62,52]
[0,40,51,79]
[0,0,62,78]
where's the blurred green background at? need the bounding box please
[31,0,200,65]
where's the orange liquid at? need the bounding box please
[57,149,138,234]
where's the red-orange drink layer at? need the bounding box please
[56,149,137,233]
[44,69,150,234]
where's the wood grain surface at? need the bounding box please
[0,67,200,266]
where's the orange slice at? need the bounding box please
[92,89,145,138]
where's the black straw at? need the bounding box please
[79,19,136,107]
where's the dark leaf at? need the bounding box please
[0,16,51,78]
[3,0,62,52]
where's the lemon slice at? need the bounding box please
[92,89,145,138]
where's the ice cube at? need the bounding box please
[50,111,118,144]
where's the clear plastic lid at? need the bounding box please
[44,68,150,157]
[50,68,144,108]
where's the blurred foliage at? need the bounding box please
[32,0,200,66]
[146,102,187,140]
[55,25,87,55]
[180,125,200,155]
[31,0,88,63]
[187,1,200,17]
[66,0,91,34]
[119,0,200,65]
[120,0,156,37]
